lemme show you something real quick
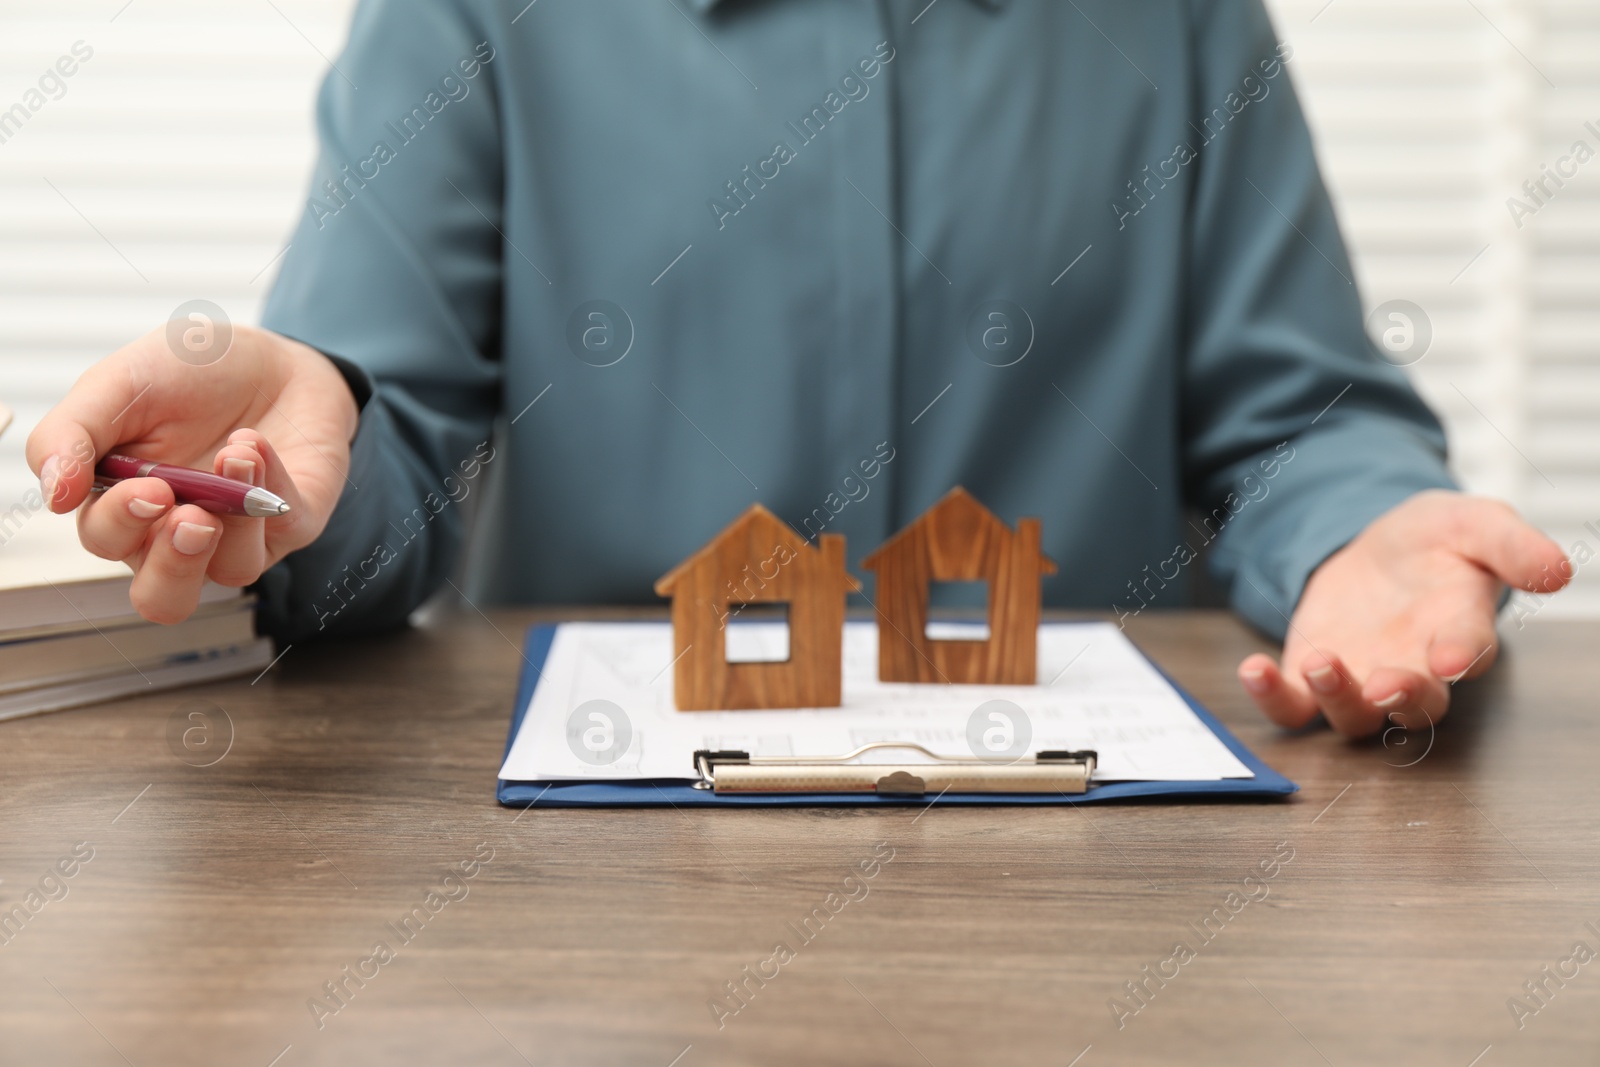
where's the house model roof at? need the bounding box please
[860,486,1058,574]
[654,503,863,595]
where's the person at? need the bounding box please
[26,0,1569,740]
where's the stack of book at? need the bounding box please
[0,507,272,721]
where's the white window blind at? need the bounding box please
[2,0,1594,614]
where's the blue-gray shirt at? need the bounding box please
[258,0,1454,644]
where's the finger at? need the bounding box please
[128,505,224,625]
[1363,667,1451,733]
[226,428,305,510]
[205,439,267,587]
[76,477,175,563]
[26,364,151,513]
[1427,616,1499,682]
[1238,653,1321,730]
[1450,497,1571,595]
[1299,652,1385,738]
[224,428,309,543]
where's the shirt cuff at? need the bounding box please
[323,352,374,414]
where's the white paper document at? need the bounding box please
[498,622,1252,784]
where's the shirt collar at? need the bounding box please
[684,0,1005,15]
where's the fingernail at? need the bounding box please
[127,497,169,520]
[222,457,257,485]
[1373,690,1407,709]
[39,454,61,507]
[1307,666,1341,694]
[172,521,216,556]
[1240,669,1270,695]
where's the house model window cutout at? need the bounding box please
[654,504,860,710]
[861,486,1057,685]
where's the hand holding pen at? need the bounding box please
[94,454,292,518]
[25,325,359,625]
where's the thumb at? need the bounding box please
[26,369,150,513]
[1449,496,1571,595]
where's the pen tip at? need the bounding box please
[275,502,291,515]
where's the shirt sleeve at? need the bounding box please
[253,0,503,643]
[1179,0,1457,640]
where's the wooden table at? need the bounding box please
[2,608,1597,1066]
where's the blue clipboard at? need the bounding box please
[497,624,1297,807]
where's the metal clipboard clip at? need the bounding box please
[692,742,1098,797]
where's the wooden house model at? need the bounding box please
[861,487,1056,685]
[654,504,860,710]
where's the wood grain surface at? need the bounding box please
[656,505,858,710]
[863,487,1057,685]
[1,607,1597,1066]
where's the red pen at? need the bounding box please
[94,454,291,518]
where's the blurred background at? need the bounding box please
[0,0,1594,613]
